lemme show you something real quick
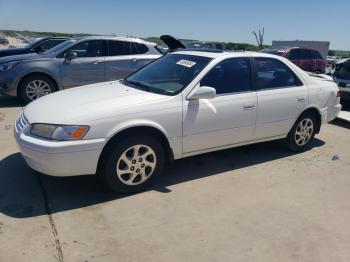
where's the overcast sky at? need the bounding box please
[0,0,349,50]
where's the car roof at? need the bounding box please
[276,47,320,52]
[172,50,277,59]
[38,36,70,40]
[71,35,156,45]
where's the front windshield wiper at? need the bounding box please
[122,79,174,96]
[123,79,151,92]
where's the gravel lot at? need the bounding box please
[0,95,350,262]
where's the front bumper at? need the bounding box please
[0,70,18,96]
[15,119,106,177]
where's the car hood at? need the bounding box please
[0,47,27,57]
[24,80,171,124]
[0,53,46,63]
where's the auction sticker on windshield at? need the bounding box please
[176,59,197,68]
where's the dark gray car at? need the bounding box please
[0,37,69,58]
[0,36,162,103]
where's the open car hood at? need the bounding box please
[160,35,186,51]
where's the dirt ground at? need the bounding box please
[0,95,349,262]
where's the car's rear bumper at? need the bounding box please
[320,103,342,123]
[15,129,106,177]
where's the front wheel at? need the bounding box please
[285,113,317,152]
[98,135,165,194]
[19,75,56,104]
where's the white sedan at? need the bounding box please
[15,50,341,193]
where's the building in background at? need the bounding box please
[272,40,330,58]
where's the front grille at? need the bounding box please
[15,111,30,133]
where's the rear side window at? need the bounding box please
[215,43,224,50]
[131,43,149,54]
[299,49,312,60]
[66,40,106,57]
[200,58,252,95]
[108,41,132,56]
[254,57,301,90]
[288,49,300,60]
[310,50,323,59]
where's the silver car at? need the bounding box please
[0,36,162,103]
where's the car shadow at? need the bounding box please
[330,118,350,129]
[0,139,325,218]
[0,95,22,108]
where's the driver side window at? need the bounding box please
[38,39,66,51]
[66,40,106,58]
[200,58,252,95]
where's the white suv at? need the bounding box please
[15,50,341,193]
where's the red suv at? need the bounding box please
[260,47,326,74]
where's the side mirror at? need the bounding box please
[187,86,216,100]
[64,50,77,60]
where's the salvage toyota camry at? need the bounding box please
[15,50,341,193]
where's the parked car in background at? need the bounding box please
[159,35,225,51]
[333,58,350,100]
[260,47,326,74]
[0,36,162,103]
[0,36,9,45]
[186,41,225,50]
[0,37,69,57]
[15,50,341,193]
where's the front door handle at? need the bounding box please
[243,104,255,110]
[93,60,103,64]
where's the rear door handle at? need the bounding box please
[93,60,103,64]
[243,105,255,110]
[297,98,306,102]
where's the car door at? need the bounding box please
[299,49,315,72]
[311,50,325,73]
[253,57,308,139]
[59,40,107,88]
[183,57,257,153]
[287,49,301,68]
[104,40,135,80]
[131,42,160,68]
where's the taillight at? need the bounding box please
[337,91,340,98]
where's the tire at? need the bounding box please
[285,112,317,152]
[19,75,56,104]
[98,135,165,194]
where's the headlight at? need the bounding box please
[0,61,20,72]
[30,124,89,141]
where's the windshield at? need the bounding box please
[124,54,212,95]
[335,61,350,80]
[26,38,44,49]
[43,39,76,55]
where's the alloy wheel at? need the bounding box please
[25,80,52,100]
[295,118,314,146]
[116,144,157,186]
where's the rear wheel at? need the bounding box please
[285,112,317,152]
[98,135,165,193]
[19,75,56,104]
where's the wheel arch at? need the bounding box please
[294,106,323,134]
[97,123,174,174]
[17,71,61,97]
